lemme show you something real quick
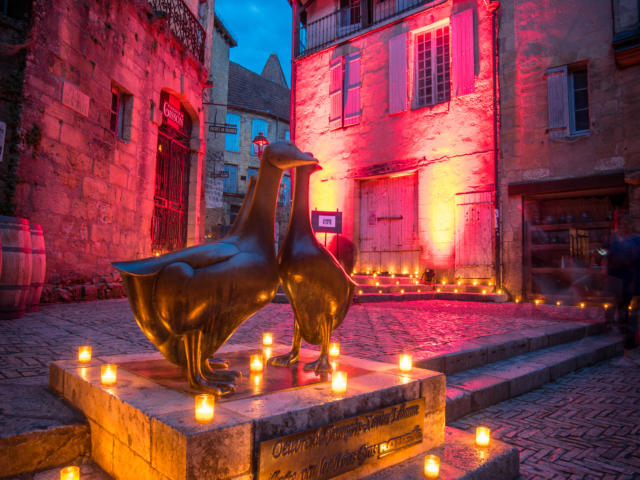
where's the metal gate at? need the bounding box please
[358,173,420,273]
[151,131,190,252]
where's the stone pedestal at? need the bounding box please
[50,344,445,480]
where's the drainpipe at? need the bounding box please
[290,1,298,142]
[488,1,502,288]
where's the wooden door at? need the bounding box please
[454,191,494,278]
[359,173,419,273]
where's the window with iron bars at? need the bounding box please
[414,25,450,108]
[110,86,133,140]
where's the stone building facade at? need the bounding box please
[0,0,214,301]
[291,0,499,278]
[499,0,640,302]
[218,56,291,246]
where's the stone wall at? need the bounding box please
[498,0,640,297]
[10,0,209,297]
[294,0,497,279]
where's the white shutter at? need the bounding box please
[329,57,344,130]
[388,32,408,114]
[546,65,569,139]
[344,52,362,126]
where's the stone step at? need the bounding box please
[361,426,519,479]
[273,291,510,303]
[444,333,624,423]
[0,383,90,478]
[415,319,606,375]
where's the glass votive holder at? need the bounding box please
[77,346,92,363]
[399,354,413,373]
[250,354,264,373]
[424,454,440,478]
[100,364,117,386]
[262,332,273,346]
[60,466,79,480]
[194,394,215,423]
[328,342,340,358]
[476,426,490,446]
[331,371,347,394]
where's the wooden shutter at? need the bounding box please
[388,32,408,114]
[329,57,344,130]
[343,52,361,126]
[451,9,474,97]
[546,65,569,139]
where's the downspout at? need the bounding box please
[489,1,502,288]
[290,1,298,142]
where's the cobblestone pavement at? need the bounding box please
[451,350,640,480]
[0,299,564,380]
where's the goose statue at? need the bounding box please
[112,142,318,394]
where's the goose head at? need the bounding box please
[262,141,318,170]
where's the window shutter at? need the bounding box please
[225,113,240,152]
[344,52,361,126]
[388,32,408,114]
[546,65,569,138]
[329,57,344,130]
[452,9,474,97]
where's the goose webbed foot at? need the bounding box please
[208,357,229,370]
[187,373,236,396]
[304,353,332,374]
[269,350,300,367]
[204,358,241,380]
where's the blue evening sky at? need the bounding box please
[215,1,293,86]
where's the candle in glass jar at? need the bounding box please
[60,466,79,480]
[194,394,214,423]
[250,354,263,373]
[399,354,413,373]
[262,332,273,346]
[423,455,440,478]
[77,346,92,363]
[332,371,347,394]
[328,342,340,358]
[476,426,490,446]
[100,364,117,386]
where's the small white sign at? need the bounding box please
[319,215,336,228]
[62,82,89,117]
[0,121,6,163]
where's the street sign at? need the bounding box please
[208,123,237,134]
[212,171,229,178]
[312,210,342,234]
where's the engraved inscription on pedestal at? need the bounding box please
[258,398,425,480]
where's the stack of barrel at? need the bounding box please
[0,216,46,319]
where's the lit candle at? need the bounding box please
[476,427,490,446]
[436,288,441,293]
[60,466,79,480]
[603,303,609,310]
[100,364,117,386]
[482,289,487,295]
[441,280,446,285]
[473,280,478,286]
[358,290,363,295]
[454,289,458,293]
[534,299,542,305]
[378,290,382,294]
[194,394,215,423]
[418,289,421,293]
[515,297,521,303]
[332,371,347,394]
[488,281,493,286]
[373,273,377,278]
[400,289,405,294]
[375,281,380,286]
[424,455,440,479]
[399,354,412,373]
[579,302,585,308]
[250,354,263,373]
[396,281,400,285]
[329,342,340,358]
[457,280,462,286]
[78,346,92,363]
[391,273,395,278]
[497,289,503,294]
[262,332,273,346]
[556,300,562,306]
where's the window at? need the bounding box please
[284,130,290,141]
[110,86,132,140]
[251,119,268,155]
[414,25,450,108]
[223,164,238,193]
[329,52,361,129]
[225,113,240,152]
[279,174,291,205]
[339,0,361,33]
[546,63,590,138]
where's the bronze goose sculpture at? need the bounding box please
[113,142,318,394]
[269,163,356,373]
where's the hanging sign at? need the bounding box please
[208,123,237,134]
[163,101,184,129]
[312,211,343,234]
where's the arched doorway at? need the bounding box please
[151,92,193,253]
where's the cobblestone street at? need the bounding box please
[1,298,638,479]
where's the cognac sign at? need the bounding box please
[258,399,424,480]
[163,101,184,129]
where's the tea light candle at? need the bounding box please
[78,346,92,363]
[250,354,263,373]
[262,332,273,346]
[332,371,347,394]
[399,354,412,373]
[329,342,340,358]
[476,426,490,446]
[424,455,440,479]
[100,364,117,386]
[60,466,79,480]
[194,394,214,423]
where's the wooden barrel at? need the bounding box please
[0,216,32,319]
[27,224,45,312]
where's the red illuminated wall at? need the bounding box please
[293,0,497,279]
